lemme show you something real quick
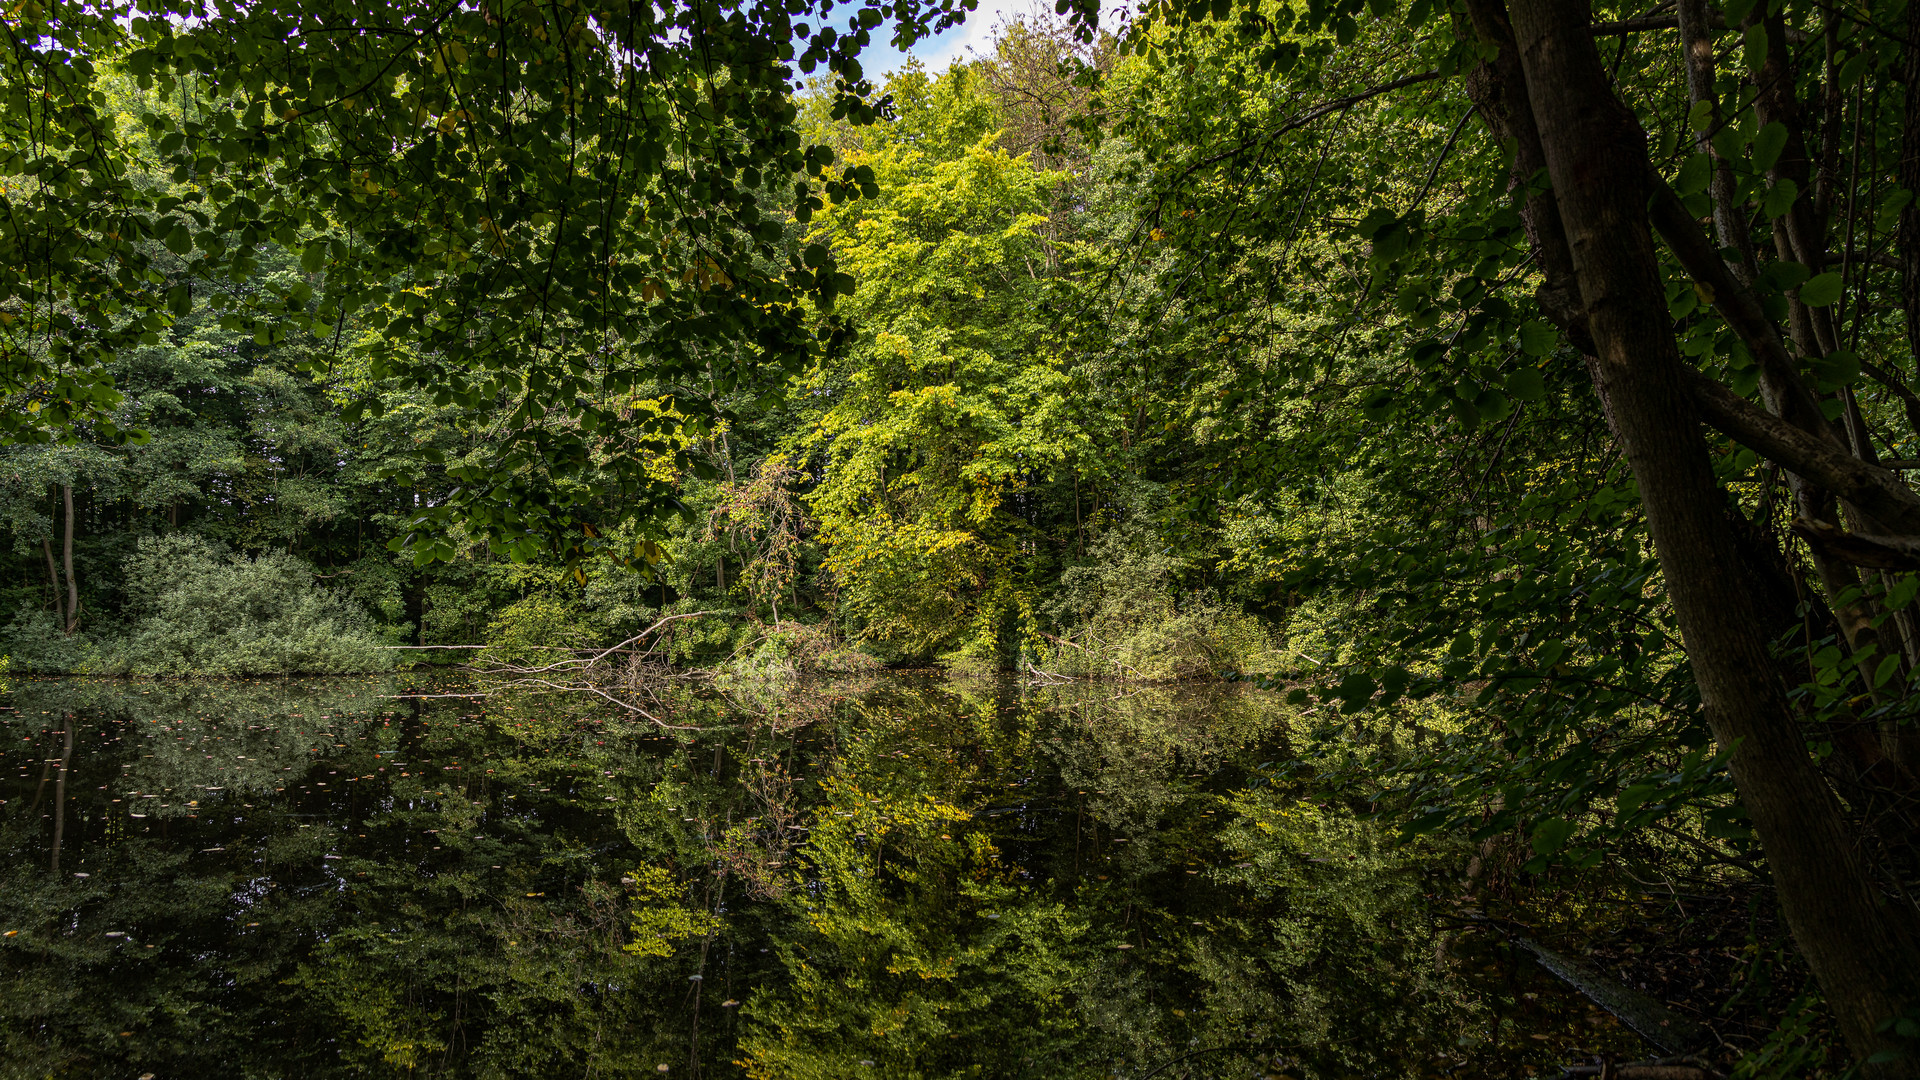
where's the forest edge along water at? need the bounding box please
[8,0,1920,1075]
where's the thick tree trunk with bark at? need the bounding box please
[1903,0,1920,394]
[1461,0,1906,800]
[1506,2,1920,1072]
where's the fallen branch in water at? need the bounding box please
[1444,914,1716,1057]
[374,613,727,724]
[1036,630,1088,652]
[1514,935,1712,1054]
[1024,662,1073,685]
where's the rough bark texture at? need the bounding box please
[1662,8,1920,756]
[1506,2,1920,1072]
[1705,5,1902,683]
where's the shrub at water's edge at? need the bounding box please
[1035,528,1285,682]
[2,535,391,676]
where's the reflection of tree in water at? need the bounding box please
[729,678,1501,1080]
[0,676,1631,1079]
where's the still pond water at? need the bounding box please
[1,675,1640,1079]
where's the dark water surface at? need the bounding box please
[1,675,1637,1079]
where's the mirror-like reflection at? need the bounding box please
[1,676,1637,1078]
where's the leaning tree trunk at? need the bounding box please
[1506,1,1920,1072]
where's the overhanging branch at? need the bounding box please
[1682,367,1920,533]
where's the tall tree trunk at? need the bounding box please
[1735,6,1899,671]
[1751,7,1841,355]
[1744,6,1920,766]
[43,538,64,628]
[1676,0,1756,283]
[61,484,79,636]
[1072,472,1085,557]
[1506,2,1920,1072]
[1901,0,1920,425]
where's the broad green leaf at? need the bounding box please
[1506,367,1546,401]
[1674,154,1711,197]
[1530,817,1574,856]
[1533,639,1566,668]
[1890,575,1920,611]
[1839,51,1870,90]
[1743,21,1769,75]
[1798,272,1845,307]
[1616,783,1661,822]
[1814,349,1860,386]
[1360,386,1395,420]
[1335,672,1376,712]
[1760,260,1810,291]
[1474,388,1511,423]
[1763,178,1798,220]
[1878,188,1914,235]
[1355,207,1397,240]
[1752,122,1789,174]
[1518,319,1557,357]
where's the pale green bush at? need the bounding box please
[483,595,597,666]
[723,621,884,681]
[1041,527,1284,681]
[106,534,390,675]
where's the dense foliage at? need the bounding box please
[15,0,1920,1074]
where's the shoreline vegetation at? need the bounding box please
[1,523,1293,682]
